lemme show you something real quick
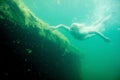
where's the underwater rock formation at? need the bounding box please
[0,0,81,80]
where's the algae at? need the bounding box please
[0,0,82,80]
[0,0,72,49]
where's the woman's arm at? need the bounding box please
[51,24,70,31]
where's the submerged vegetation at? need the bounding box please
[0,0,82,80]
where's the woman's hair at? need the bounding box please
[70,23,85,31]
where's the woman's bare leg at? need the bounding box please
[88,31,110,42]
[91,15,111,31]
[95,31,110,42]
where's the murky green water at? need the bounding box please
[23,0,120,80]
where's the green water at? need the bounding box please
[23,0,120,80]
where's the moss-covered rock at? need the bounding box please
[0,0,82,80]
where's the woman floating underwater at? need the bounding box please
[52,15,111,42]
